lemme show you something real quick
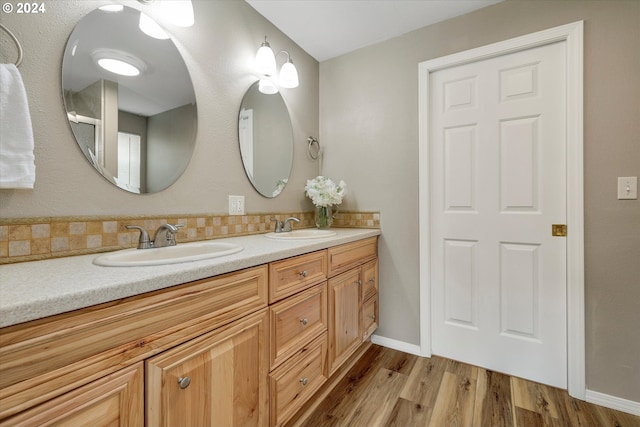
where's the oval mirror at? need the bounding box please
[238,82,293,198]
[62,6,197,194]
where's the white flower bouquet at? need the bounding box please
[304,176,347,228]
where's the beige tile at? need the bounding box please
[103,221,118,233]
[69,222,87,235]
[0,241,8,257]
[51,222,69,237]
[51,237,69,252]
[0,225,7,241]
[9,225,30,240]
[31,239,50,255]
[87,234,103,249]
[9,240,30,256]
[31,224,50,239]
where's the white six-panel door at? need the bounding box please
[430,41,568,388]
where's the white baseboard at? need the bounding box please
[370,334,422,356]
[585,389,640,416]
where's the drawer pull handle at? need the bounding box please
[368,278,375,283]
[178,376,191,389]
[300,377,309,386]
[299,270,308,278]
[300,318,308,326]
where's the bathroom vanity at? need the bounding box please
[0,229,379,427]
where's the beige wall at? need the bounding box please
[320,0,639,401]
[0,0,319,218]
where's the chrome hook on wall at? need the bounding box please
[307,136,320,160]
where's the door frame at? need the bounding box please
[418,21,584,399]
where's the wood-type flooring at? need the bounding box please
[296,344,640,427]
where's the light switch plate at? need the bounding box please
[228,195,245,215]
[617,177,637,200]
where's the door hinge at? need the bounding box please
[552,224,567,237]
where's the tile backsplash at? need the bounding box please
[0,211,380,264]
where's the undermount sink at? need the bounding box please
[93,241,243,267]
[265,229,337,240]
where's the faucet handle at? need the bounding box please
[125,225,152,249]
[282,217,300,232]
[153,223,184,248]
[270,218,283,233]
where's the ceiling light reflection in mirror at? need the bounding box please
[62,6,197,194]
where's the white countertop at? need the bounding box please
[0,229,380,328]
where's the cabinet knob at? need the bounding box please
[300,318,308,326]
[299,270,308,278]
[357,279,362,285]
[177,376,191,389]
[299,377,308,386]
[368,277,375,283]
[368,314,376,321]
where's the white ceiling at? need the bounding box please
[245,0,503,62]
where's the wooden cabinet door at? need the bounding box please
[0,363,143,427]
[146,309,269,427]
[327,268,361,374]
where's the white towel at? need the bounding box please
[0,63,35,189]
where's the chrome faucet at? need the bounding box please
[153,223,183,248]
[125,223,184,249]
[270,217,300,233]
[282,217,300,232]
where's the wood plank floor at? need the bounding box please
[297,344,640,427]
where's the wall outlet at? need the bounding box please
[228,195,245,215]
[617,177,637,200]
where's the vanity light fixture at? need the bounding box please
[255,36,299,93]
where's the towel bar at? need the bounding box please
[0,23,24,67]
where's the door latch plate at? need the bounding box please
[552,224,567,237]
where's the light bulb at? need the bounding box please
[258,79,278,95]
[279,60,299,88]
[255,38,276,76]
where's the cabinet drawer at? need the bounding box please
[327,237,377,277]
[270,283,327,370]
[269,333,328,427]
[362,296,378,340]
[0,363,144,427]
[269,251,327,303]
[361,259,378,302]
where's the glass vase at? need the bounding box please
[315,205,333,229]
